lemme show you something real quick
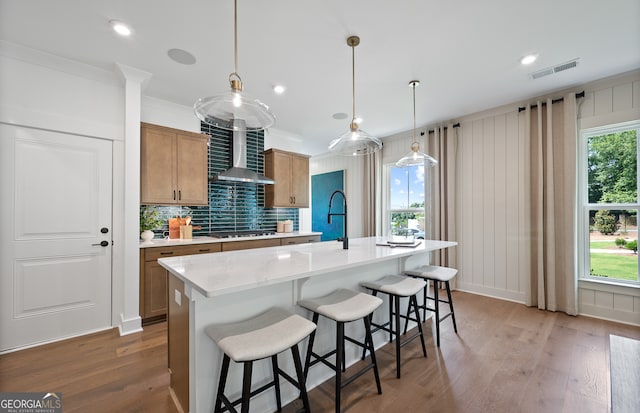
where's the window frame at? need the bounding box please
[578,120,640,286]
[383,162,426,237]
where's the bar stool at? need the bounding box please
[404,265,458,347]
[205,307,316,413]
[360,275,427,378]
[297,288,383,413]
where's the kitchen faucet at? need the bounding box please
[328,190,348,249]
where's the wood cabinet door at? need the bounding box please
[290,154,309,207]
[266,151,293,207]
[176,133,208,205]
[143,261,168,319]
[141,127,177,204]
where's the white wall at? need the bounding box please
[420,70,640,325]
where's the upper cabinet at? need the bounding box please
[264,149,310,208]
[141,123,209,206]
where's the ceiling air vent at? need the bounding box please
[529,58,579,80]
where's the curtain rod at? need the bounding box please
[518,91,585,112]
[424,122,460,135]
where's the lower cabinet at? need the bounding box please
[140,243,221,325]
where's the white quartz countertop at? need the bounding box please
[158,237,457,298]
[140,231,322,248]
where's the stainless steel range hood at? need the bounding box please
[210,119,275,185]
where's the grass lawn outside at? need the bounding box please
[590,253,639,281]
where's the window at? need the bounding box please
[388,164,425,237]
[579,121,640,285]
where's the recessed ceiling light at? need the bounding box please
[273,85,286,94]
[332,112,348,120]
[168,48,196,65]
[110,20,132,36]
[520,54,538,65]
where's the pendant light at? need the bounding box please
[193,0,275,131]
[328,36,382,156]
[396,80,437,167]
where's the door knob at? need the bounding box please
[92,240,109,247]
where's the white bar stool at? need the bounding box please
[404,265,458,347]
[205,307,316,413]
[298,288,383,413]
[360,275,427,378]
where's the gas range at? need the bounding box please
[208,230,277,239]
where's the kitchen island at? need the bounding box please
[159,236,457,413]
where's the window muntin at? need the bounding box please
[581,122,640,285]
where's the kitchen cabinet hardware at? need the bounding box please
[92,240,109,247]
[264,149,309,208]
[161,251,174,255]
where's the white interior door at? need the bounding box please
[0,124,113,352]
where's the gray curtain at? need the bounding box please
[426,125,458,271]
[362,150,381,236]
[526,93,578,315]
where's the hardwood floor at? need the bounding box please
[1,291,638,413]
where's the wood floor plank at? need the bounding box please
[1,291,638,413]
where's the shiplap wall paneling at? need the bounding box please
[471,119,485,287]
[493,114,507,291]
[458,121,474,287]
[505,111,521,294]
[516,111,529,296]
[483,117,496,289]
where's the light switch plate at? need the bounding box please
[174,289,181,306]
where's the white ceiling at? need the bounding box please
[1,0,639,154]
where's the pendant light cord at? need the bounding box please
[234,0,238,75]
[351,42,356,123]
[412,82,416,144]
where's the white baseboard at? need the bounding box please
[118,313,143,336]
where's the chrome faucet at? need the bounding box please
[328,190,348,249]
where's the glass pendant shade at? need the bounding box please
[329,122,382,156]
[396,80,437,167]
[329,36,382,156]
[194,85,275,131]
[193,0,274,131]
[396,142,438,167]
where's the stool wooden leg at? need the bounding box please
[445,281,458,333]
[364,316,382,394]
[335,321,344,413]
[290,344,311,413]
[271,355,282,411]
[215,354,231,413]
[241,361,253,413]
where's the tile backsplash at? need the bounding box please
[142,122,299,237]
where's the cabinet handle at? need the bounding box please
[198,249,210,252]
[160,251,174,256]
[178,190,181,200]
[293,196,296,204]
[173,190,176,200]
